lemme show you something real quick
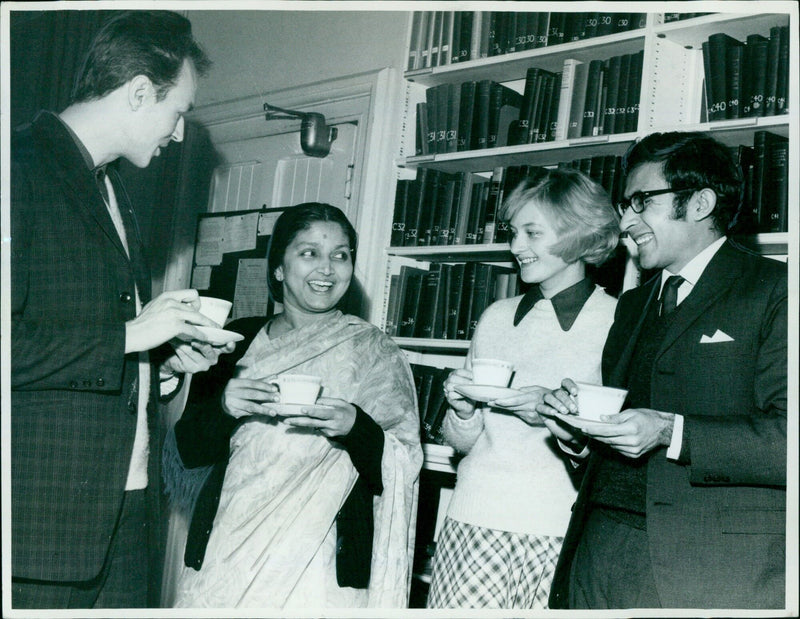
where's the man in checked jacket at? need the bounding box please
[10,11,233,609]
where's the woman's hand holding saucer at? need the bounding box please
[487,385,547,426]
[443,369,476,419]
[221,376,280,418]
[280,397,356,438]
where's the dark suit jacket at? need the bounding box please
[10,111,162,583]
[550,240,787,609]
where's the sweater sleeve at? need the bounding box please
[441,406,485,454]
[335,404,385,495]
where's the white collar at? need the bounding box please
[659,236,726,295]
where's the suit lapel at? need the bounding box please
[607,277,660,387]
[656,241,741,357]
[33,112,131,261]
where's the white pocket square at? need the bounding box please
[700,330,734,343]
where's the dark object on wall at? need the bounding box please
[263,102,338,157]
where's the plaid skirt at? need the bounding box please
[426,517,563,609]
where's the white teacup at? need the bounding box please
[198,296,232,327]
[276,374,322,405]
[471,358,514,387]
[574,382,628,421]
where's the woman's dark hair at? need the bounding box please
[267,203,358,304]
[622,131,744,232]
[71,10,211,103]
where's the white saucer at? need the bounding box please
[453,384,524,402]
[552,410,621,431]
[270,403,334,417]
[195,326,245,345]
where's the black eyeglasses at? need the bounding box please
[616,187,699,216]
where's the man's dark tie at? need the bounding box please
[660,275,685,316]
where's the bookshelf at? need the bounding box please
[385,8,793,605]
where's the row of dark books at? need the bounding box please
[556,52,644,140]
[417,80,523,154]
[385,262,519,342]
[391,157,627,251]
[558,133,789,234]
[407,10,647,71]
[391,168,506,248]
[734,130,789,234]
[415,51,644,156]
[410,364,451,445]
[702,25,789,122]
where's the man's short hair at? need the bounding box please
[499,167,620,266]
[622,131,744,233]
[71,10,211,103]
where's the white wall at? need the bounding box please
[187,9,410,106]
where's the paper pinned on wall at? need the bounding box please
[194,241,223,266]
[191,265,212,290]
[232,258,269,320]
[258,210,281,236]
[194,217,225,265]
[223,212,259,253]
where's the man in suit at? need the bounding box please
[10,11,232,609]
[537,131,787,609]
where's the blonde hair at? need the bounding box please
[499,167,619,265]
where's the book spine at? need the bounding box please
[555,59,580,141]
[446,263,465,339]
[746,36,768,118]
[581,59,604,136]
[546,71,563,142]
[449,11,462,64]
[432,264,451,339]
[435,175,457,246]
[534,12,550,48]
[725,43,743,119]
[458,12,473,62]
[391,180,409,246]
[775,26,789,114]
[407,11,424,71]
[706,33,739,121]
[446,83,461,153]
[439,11,453,67]
[567,61,590,139]
[751,130,768,231]
[424,87,438,154]
[473,79,491,149]
[625,51,643,133]
[415,102,428,156]
[764,27,781,117]
[482,166,505,244]
[456,262,477,339]
[603,55,622,134]
[419,169,441,246]
[761,136,789,232]
[404,170,425,246]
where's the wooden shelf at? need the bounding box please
[733,232,790,256]
[395,337,470,353]
[399,133,635,174]
[422,443,458,474]
[405,29,646,86]
[387,243,512,262]
[399,115,790,174]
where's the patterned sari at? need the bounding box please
[167,311,421,608]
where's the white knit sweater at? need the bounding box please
[442,286,617,537]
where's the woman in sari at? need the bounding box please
[164,203,422,608]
